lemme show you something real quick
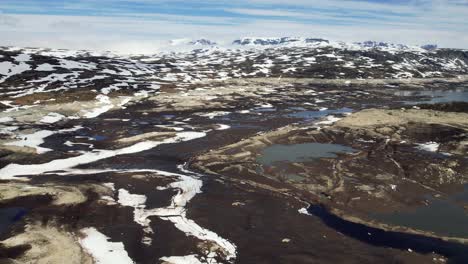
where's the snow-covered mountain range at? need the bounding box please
[0,37,466,106]
[166,37,443,53]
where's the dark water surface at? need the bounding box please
[371,186,468,238]
[307,205,468,264]
[0,208,27,236]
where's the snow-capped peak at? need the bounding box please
[231,37,330,46]
[233,37,301,46]
[189,39,217,46]
[229,37,429,52]
[355,41,409,50]
[421,44,438,51]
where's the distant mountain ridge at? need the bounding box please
[231,37,329,46]
[181,37,442,53]
[353,41,409,50]
[189,39,217,46]
[0,40,466,104]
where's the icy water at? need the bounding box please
[307,205,468,263]
[257,143,356,166]
[0,208,27,236]
[371,186,468,238]
[92,135,108,141]
[394,88,468,104]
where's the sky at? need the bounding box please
[0,0,467,53]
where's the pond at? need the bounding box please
[0,207,27,236]
[305,205,468,264]
[257,142,357,166]
[370,185,468,238]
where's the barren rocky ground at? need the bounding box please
[0,43,468,264]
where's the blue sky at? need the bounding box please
[0,0,467,53]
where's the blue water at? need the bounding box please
[92,135,108,141]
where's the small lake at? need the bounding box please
[0,207,27,236]
[257,143,357,166]
[370,185,468,238]
[306,205,468,263]
[394,88,468,104]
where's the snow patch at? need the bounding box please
[0,117,13,123]
[117,167,237,262]
[215,124,231,130]
[298,207,310,215]
[5,130,55,154]
[416,142,439,152]
[196,111,230,119]
[315,115,342,126]
[0,131,206,180]
[40,112,65,124]
[82,94,114,118]
[35,63,56,71]
[79,227,134,264]
[0,61,31,82]
[160,255,203,264]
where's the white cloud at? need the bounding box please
[0,13,20,27]
[0,0,467,53]
[226,8,304,17]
